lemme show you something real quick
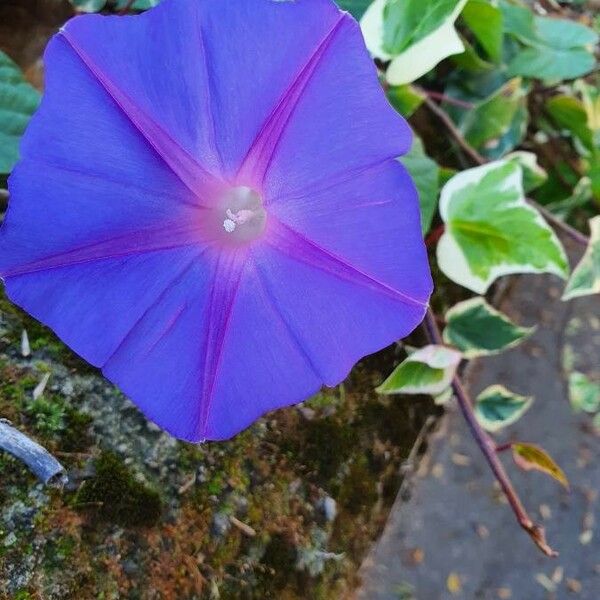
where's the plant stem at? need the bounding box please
[421,95,487,166]
[417,88,475,110]
[425,224,445,248]
[423,310,558,557]
[529,199,589,247]
[118,0,137,14]
[422,96,589,247]
[495,442,513,453]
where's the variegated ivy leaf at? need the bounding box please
[361,0,468,85]
[443,297,534,358]
[511,443,569,490]
[474,385,533,432]
[459,78,528,157]
[505,151,548,193]
[437,160,569,294]
[568,371,600,414]
[376,345,462,396]
[563,216,600,300]
[70,0,107,12]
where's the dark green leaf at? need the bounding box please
[475,385,533,431]
[462,0,504,62]
[400,136,440,234]
[0,50,40,174]
[387,85,425,118]
[336,0,372,19]
[443,296,534,357]
[382,0,464,55]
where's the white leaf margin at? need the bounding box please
[475,384,534,432]
[443,296,535,358]
[437,160,569,294]
[376,344,462,396]
[360,0,468,85]
[563,216,600,300]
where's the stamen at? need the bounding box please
[217,186,266,243]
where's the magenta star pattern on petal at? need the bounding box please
[0,0,432,441]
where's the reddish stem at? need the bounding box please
[423,310,557,557]
[425,224,445,248]
[420,89,475,110]
[495,442,513,453]
[118,0,137,14]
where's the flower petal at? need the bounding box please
[260,16,412,199]
[269,160,432,305]
[252,225,428,386]
[4,247,203,367]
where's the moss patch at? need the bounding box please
[75,452,162,527]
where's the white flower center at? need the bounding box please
[220,186,266,242]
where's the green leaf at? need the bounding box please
[116,0,161,9]
[568,371,600,413]
[563,216,600,300]
[461,0,504,62]
[534,16,598,50]
[376,345,462,396]
[546,176,593,220]
[70,0,106,11]
[382,0,463,54]
[387,85,425,118]
[451,37,495,73]
[474,385,533,432]
[400,136,440,234]
[437,160,569,293]
[499,0,533,41]
[443,296,534,358]
[508,47,596,82]
[511,443,569,490]
[459,78,528,156]
[502,6,598,82]
[505,151,548,193]
[361,0,468,85]
[0,50,40,174]
[546,94,595,153]
[575,79,600,134]
[336,0,372,19]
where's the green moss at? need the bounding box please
[13,590,33,600]
[26,395,66,436]
[293,416,359,483]
[258,532,298,593]
[75,451,162,527]
[305,387,344,411]
[338,457,378,515]
[177,444,205,470]
[43,535,77,570]
[60,408,93,452]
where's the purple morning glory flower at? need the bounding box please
[0,0,432,441]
